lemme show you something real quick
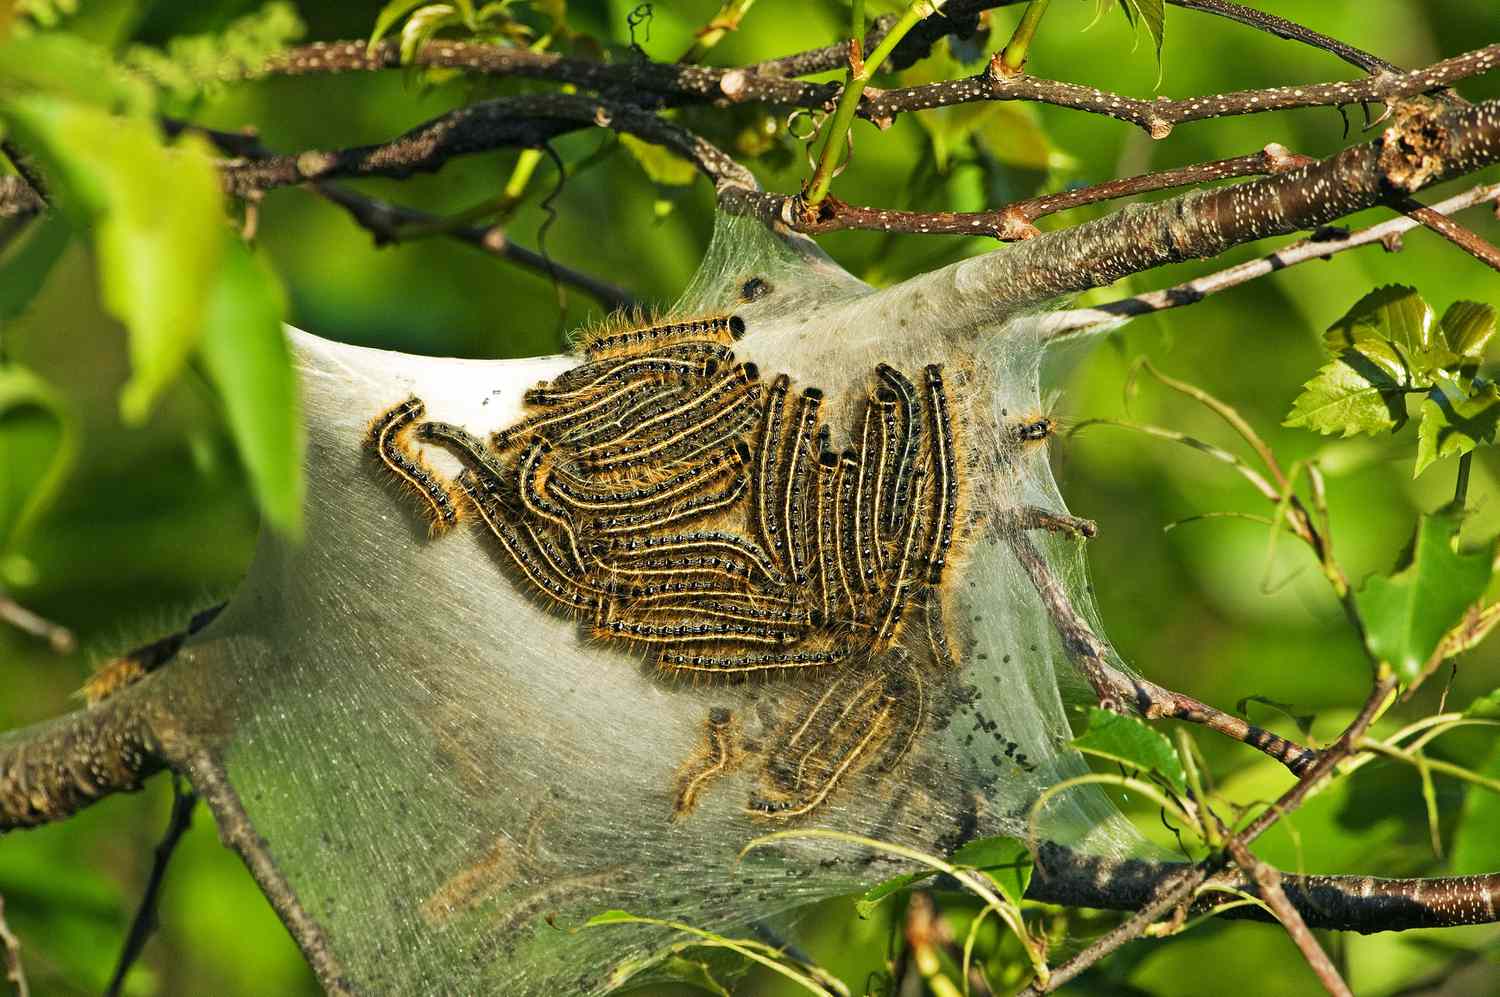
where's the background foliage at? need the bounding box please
[1,1,1498,994]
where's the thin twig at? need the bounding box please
[215,92,755,195]
[1168,0,1398,76]
[1022,673,1395,994]
[253,34,1499,142]
[104,781,198,997]
[1039,182,1500,338]
[747,144,1311,240]
[0,895,27,997]
[1393,194,1500,272]
[311,184,636,310]
[0,591,75,654]
[862,44,1500,138]
[1225,838,1353,997]
[1003,528,1318,775]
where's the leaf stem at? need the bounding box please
[1454,450,1473,509]
[998,0,1051,74]
[803,1,942,210]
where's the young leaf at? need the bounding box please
[1464,687,1500,720]
[1414,379,1500,477]
[1440,300,1496,358]
[1283,339,1410,437]
[1449,741,1500,876]
[653,956,731,997]
[1324,285,1434,356]
[0,32,154,115]
[2,95,227,424]
[854,869,936,918]
[1354,512,1493,682]
[619,133,698,187]
[0,365,78,553]
[0,210,71,323]
[952,834,1033,908]
[1117,0,1166,66]
[196,242,304,539]
[368,0,432,53]
[1070,707,1187,795]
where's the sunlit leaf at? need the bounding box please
[1355,512,1493,682]
[1283,339,1410,437]
[1116,0,1166,66]
[1414,379,1500,477]
[619,133,698,187]
[125,2,306,107]
[952,834,1032,908]
[197,242,303,539]
[0,365,78,554]
[368,0,432,53]
[0,31,153,113]
[1449,741,1500,876]
[2,95,227,424]
[1323,285,1434,356]
[1070,707,1186,795]
[401,5,463,64]
[1440,300,1496,359]
[1465,688,1500,720]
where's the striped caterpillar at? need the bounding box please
[367,311,1009,821]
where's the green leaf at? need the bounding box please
[0,366,78,553]
[1449,741,1500,876]
[1070,707,1187,795]
[854,870,936,918]
[368,0,432,52]
[952,835,1033,908]
[196,242,303,539]
[1414,379,1500,477]
[1117,0,1165,66]
[0,32,154,114]
[619,133,698,187]
[1465,688,1500,720]
[584,909,640,926]
[1283,339,1410,437]
[0,210,71,323]
[1324,285,1434,355]
[1354,512,1493,682]
[3,95,227,424]
[400,5,463,64]
[1440,300,1496,358]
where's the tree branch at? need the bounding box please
[863,44,1499,138]
[104,782,197,997]
[743,144,1312,240]
[1003,527,1318,775]
[1025,841,1500,934]
[943,96,1500,314]
[1393,193,1500,272]
[1039,181,1500,338]
[0,686,165,830]
[0,894,26,997]
[1226,837,1352,997]
[217,92,755,196]
[309,183,638,310]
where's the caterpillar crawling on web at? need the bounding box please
[366,310,1058,821]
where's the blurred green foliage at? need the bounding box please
[2,0,1499,994]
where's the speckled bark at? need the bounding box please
[1029,843,1500,933]
[949,96,1500,311]
[0,689,164,830]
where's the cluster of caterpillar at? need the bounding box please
[367,312,1017,820]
